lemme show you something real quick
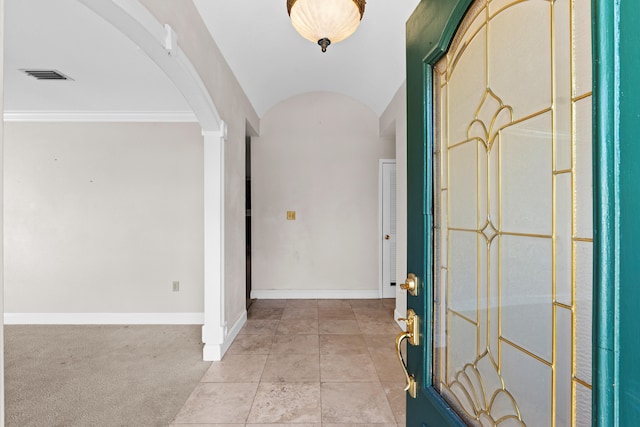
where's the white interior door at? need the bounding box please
[381,160,397,298]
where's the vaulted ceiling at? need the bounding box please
[4,0,419,118]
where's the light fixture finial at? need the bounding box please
[318,38,331,53]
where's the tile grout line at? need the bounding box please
[243,305,277,425]
[319,339,324,425]
[233,299,401,426]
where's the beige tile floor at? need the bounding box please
[171,298,406,427]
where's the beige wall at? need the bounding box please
[380,83,408,318]
[140,0,259,327]
[251,92,395,296]
[4,122,205,314]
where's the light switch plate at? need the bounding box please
[286,211,296,220]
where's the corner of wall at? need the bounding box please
[379,80,407,137]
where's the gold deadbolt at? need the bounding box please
[396,309,419,398]
[401,273,418,296]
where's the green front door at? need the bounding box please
[404,2,474,425]
[403,0,640,426]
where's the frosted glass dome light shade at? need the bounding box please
[287,0,366,52]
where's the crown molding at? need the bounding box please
[3,110,198,123]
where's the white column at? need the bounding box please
[202,124,227,361]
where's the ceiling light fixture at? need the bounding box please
[287,0,366,53]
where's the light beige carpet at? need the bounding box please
[4,325,211,427]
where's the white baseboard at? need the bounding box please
[203,310,247,361]
[221,310,247,356]
[250,289,381,300]
[4,312,204,325]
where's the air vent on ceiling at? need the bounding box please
[21,69,73,81]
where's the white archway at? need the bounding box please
[79,0,227,360]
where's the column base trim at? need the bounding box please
[202,310,247,361]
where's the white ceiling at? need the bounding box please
[4,0,191,114]
[193,0,419,116]
[4,0,419,118]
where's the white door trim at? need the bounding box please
[379,159,397,299]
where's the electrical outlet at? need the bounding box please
[172,281,180,292]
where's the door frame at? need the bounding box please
[379,159,397,299]
[592,1,640,424]
[404,0,640,425]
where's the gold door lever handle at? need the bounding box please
[400,273,418,296]
[396,331,417,398]
[395,309,419,398]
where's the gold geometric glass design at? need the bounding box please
[432,1,593,426]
